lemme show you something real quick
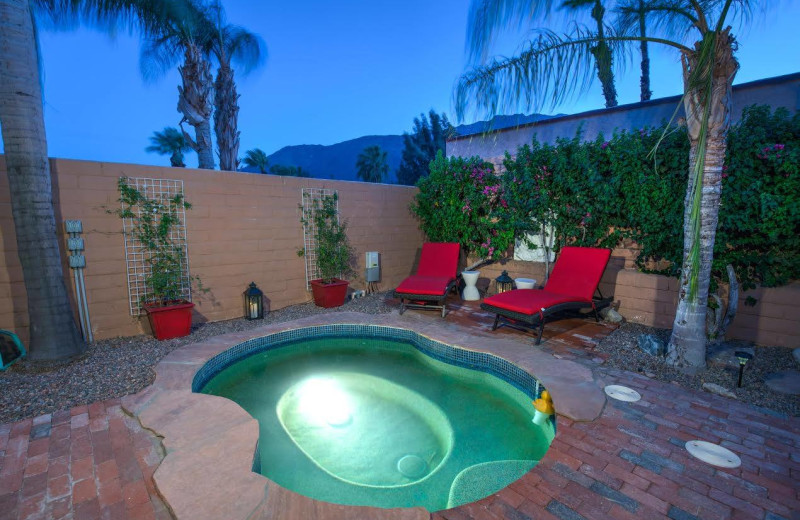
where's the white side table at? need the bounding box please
[461,270,480,301]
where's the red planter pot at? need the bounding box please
[143,301,195,340]
[310,279,349,308]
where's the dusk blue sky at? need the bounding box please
[12,1,800,167]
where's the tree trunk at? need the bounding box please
[590,1,618,108]
[666,30,738,371]
[213,64,240,172]
[0,0,85,360]
[178,43,214,169]
[638,2,652,101]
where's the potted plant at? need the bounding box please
[300,192,356,308]
[113,178,204,340]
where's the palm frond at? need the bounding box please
[223,26,265,73]
[615,0,698,41]
[456,26,637,121]
[139,35,181,82]
[466,0,558,63]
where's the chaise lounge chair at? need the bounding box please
[481,246,612,345]
[394,242,460,318]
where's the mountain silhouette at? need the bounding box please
[241,113,557,182]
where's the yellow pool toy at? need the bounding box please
[532,390,554,415]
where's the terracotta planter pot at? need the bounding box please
[143,301,195,340]
[310,279,349,308]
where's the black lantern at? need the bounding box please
[495,271,514,294]
[244,282,264,320]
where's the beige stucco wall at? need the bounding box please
[0,157,424,342]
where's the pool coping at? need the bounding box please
[121,311,607,520]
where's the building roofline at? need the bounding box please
[448,71,800,142]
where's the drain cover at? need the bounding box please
[685,440,741,468]
[397,455,428,479]
[604,385,641,402]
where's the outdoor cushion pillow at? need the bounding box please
[544,247,611,300]
[416,243,460,279]
[395,275,454,296]
[482,289,592,315]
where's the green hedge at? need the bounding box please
[501,105,799,291]
[413,105,799,291]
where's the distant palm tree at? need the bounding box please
[0,0,180,360]
[467,0,618,108]
[140,0,215,169]
[242,148,269,173]
[202,1,265,172]
[457,0,759,370]
[356,146,389,183]
[617,0,653,101]
[146,127,191,167]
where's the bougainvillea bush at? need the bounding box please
[413,105,798,292]
[497,105,799,291]
[716,105,800,290]
[411,152,513,262]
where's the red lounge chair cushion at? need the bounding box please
[417,242,460,279]
[395,275,454,296]
[483,289,591,316]
[545,247,611,300]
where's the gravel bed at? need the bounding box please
[0,292,394,424]
[595,322,800,417]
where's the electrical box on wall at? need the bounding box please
[366,252,380,282]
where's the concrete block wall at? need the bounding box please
[0,157,424,342]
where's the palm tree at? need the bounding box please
[201,0,265,172]
[356,146,389,183]
[146,126,191,167]
[458,0,757,371]
[140,0,215,169]
[242,148,269,173]
[466,0,618,108]
[617,0,654,101]
[0,0,179,360]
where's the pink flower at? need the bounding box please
[601,142,610,149]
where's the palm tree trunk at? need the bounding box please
[213,64,240,172]
[590,0,618,108]
[0,0,85,360]
[178,43,214,169]
[638,1,652,101]
[666,31,738,371]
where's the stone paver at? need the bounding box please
[2,300,798,520]
[0,401,171,520]
[436,367,800,520]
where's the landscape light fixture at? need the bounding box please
[734,351,753,388]
[244,282,264,320]
[495,271,514,295]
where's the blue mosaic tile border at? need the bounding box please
[191,324,545,401]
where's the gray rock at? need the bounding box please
[702,383,737,399]
[793,348,800,365]
[599,308,623,323]
[764,371,800,395]
[707,345,755,370]
[637,334,666,357]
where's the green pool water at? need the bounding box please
[201,336,554,511]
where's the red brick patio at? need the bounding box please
[0,401,170,520]
[1,302,798,520]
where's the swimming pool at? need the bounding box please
[194,326,554,512]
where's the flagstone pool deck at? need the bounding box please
[1,302,798,520]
